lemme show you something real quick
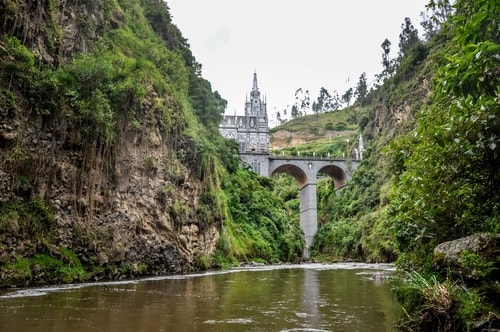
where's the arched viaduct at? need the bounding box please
[268,156,360,258]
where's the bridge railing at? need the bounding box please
[240,150,361,162]
[268,155,360,162]
[269,150,354,159]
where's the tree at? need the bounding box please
[277,110,287,125]
[188,75,226,128]
[420,0,454,40]
[354,72,368,104]
[294,88,310,116]
[420,11,438,41]
[331,90,342,111]
[379,38,395,79]
[313,87,333,115]
[398,17,420,57]
[290,105,300,119]
[341,88,353,107]
[311,101,319,116]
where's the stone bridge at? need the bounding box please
[219,73,365,258]
[241,153,360,258]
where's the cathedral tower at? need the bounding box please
[219,72,270,175]
[219,72,269,152]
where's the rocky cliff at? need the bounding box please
[0,0,222,284]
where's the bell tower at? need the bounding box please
[245,72,268,128]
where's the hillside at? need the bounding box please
[271,0,500,330]
[270,107,363,157]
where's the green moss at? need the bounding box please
[1,258,32,286]
[195,254,211,270]
[459,251,496,280]
[0,198,55,239]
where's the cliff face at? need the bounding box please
[0,0,220,282]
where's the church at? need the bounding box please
[219,72,270,176]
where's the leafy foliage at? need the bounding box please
[214,169,304,265]
[389,0,500,265]
[312,152,396,262]
[385,0,500,328]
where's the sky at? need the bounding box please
[166,0,430,126]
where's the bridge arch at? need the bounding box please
[270,164,309,188]
[267,157,358,259]
[317,164,347,189]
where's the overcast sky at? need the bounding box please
[166,0,430,126]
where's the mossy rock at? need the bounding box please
[434,232,500,282]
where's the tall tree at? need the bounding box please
[398,17,420,57]
[380,38,394,78]
[354,72,368,104]
[331,90,342,111]
[294,88,310,116]
[422,0,454,39]
[311,101,319,116]
[282,106,288,119]
[188,75,226,128]
[313,87,333,115]
[341,87,353,107]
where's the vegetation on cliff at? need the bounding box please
[390,1,499,329]
[0,0,302,286]
[271,0,499,329]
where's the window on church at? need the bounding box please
[253,162,260,174]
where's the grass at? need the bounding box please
[271,134,358,158]
[393,271,493,331]
[270,106,365,134]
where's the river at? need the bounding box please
[0,263,400,332]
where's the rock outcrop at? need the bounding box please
[0,0,221,284]
[434,232,500,281]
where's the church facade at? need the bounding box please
[219,72,270,176]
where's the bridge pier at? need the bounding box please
[267,157,360,259]
[300,183,317,259]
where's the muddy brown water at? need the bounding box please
[0,263,400,332]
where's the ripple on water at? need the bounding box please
[203,318,253,324]
[0,279,139,298]
[280,328,330,332]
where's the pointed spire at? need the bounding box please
[250,71,260,100]
[252,71,259,92]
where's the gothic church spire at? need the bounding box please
[251,71,260,99]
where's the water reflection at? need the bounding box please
[298,268,320,327]
[0,263,398,332]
